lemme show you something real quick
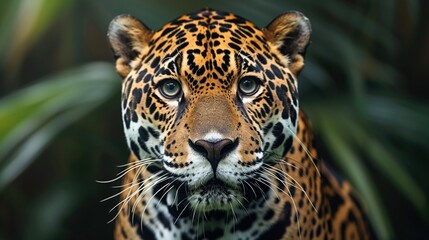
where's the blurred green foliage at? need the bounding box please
[0,0,428,239]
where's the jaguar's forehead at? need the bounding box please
[145,10,274,90]
[152,9,266,49]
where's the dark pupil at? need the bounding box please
[164,81,178,95]
[241,79,255,92]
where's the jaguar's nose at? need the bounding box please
[189,138,239,174]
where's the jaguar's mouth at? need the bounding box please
[188,178,242,212]
[201,179,231,192]
[190,176,238,191]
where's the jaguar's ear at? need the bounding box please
[108,15,153,78]
[263,11,311,75]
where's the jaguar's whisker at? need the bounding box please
[285,126,321,177]
[174,201,192,225]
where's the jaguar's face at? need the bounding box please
[108,9,311,211]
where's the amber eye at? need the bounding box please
[238,77,260,96]
[159,79,182,99]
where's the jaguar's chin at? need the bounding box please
[188,179,243,212]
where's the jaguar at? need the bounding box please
[107,9,374,239]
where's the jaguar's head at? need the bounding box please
[108,9,311,212]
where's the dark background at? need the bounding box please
[0,0,428,239]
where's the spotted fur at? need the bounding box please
[107,9,373,240]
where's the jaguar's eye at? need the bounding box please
[159,79,182,99]
[238,77,260,96]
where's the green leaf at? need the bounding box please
[0,62,119,190]
[367,96,429,146]
[0,0,73,72]
[346,117,426,213]
[317,112,392,240]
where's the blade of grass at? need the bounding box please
[0,62,119,190]
[367,96,429,146]
[352,125,426,212]
[1,0,73,75]
[318,112,391,240]
[0,104,97,190]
